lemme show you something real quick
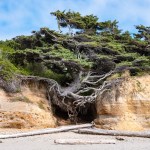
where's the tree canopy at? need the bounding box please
[50,10,121,35]
[134,25,150,43]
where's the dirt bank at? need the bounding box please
[0,82,57,129]
[0,75,150,131]
[95,74,150,131]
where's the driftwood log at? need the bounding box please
[54,139,116,144]
[0,124,92,139]
[76,128,150,138]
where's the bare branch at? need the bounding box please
[82,70,113,85]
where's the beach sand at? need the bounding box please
[0,131,150,150]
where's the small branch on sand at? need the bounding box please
[54,139,116,145]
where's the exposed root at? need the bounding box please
[15,70,120,123]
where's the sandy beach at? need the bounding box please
[0,131,150,150]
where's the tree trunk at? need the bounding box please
[0,124,92,139]
[76,128,150,138]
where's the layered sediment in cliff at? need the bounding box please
[95,75,150,131]
[0,75,150,131]
[0,81,57,129]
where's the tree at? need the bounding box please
[51,10,100,35]
[121,31,132,41]
[134,25,150,43]
[18,70,114,123]
[98,20,122,37]
[50,10,66,32]
[81,14,99,34]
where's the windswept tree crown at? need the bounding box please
[50,10,121,35]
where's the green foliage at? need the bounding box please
[0,43,31,80]
[117,61,132,67]
[0,42,15,60]
[25,62,65,83]
[99,36,113,43]
[0,42,14,53]
[50,45,76,60]
[51,10,99,34]
[107,41,125,52]
[49,45,93,68]
[121,53,140,58]
[81,41,100,47]
[134,25,150,43]
[98,20,122,36]
[51,10,122,35]
[120,31,132,42]
[133,56,150,67]
[0,58,19,81]
[0,10,150,81]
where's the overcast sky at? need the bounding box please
[0,0,150,40]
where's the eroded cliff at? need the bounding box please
[95,74,150,131]
[0,81,57,129]
[0,74,150,131]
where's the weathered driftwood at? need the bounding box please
[0,124,92,139]
[54,139,116,144]
[76,128,150,138]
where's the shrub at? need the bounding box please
[0,59,18,81]
[25,62,65,83]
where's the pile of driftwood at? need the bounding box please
[0,124,150,145]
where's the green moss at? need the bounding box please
[10,96,32,103]
[136,80,144,91]
[38,101,45,110]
